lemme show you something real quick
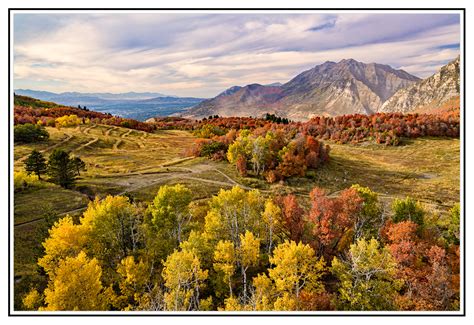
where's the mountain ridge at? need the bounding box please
[184,58,422,120]
[379,56,460,113]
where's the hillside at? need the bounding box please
[14,89,206,121]
[185,59,420,120]
[379,56,460,113]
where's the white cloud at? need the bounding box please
[13,12,460,97]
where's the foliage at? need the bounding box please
[148,184,193,245]
[81,196,140,270]
[47,149,82,188]
[14,123,49,143]
[351,184,384,239]
[331,238,401,311]
[392,197,425,225]
[55,114,82,128]
[41,251,112,311]
[162,249,208,311]
[24,150,48,180]
[13,171,44,192]
[267,241,326,310]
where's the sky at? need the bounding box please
[13,12,461,98]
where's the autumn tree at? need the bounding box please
[213,240,236,297]
[261,199,282,255]
[268,241,326,310]
[41,251,113,311]
[278,195,305,243]
[148,184,193,245]
[204,186,265,246]
[308,187,362,257]
[238,231,260,301]
[162,248,208,311]
[24,149,47,180]
[38,216,88,276]
[115,256,150,310]
[331,238,401,311]
[351,184,384,239]
[81,196,140,270]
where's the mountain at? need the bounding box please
[14,89,206,121]
[186,84,283,118]
[379,56,460,113]
[185,59,421,120]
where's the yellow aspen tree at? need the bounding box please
[162,249,208,311]
[213,240,236,297]
[41,251,113,311]
[268,240,326,310]
[38,216,88,277]
[238,231,260,301]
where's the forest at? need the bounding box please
[21,184,460,311]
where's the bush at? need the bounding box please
[14,124,49,143]
[392,197,424,225]
[14,171,44,192]
[55,114,82,128]
[200,141,227,158]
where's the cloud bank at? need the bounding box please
[13,12,461,97]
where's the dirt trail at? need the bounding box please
[17,133,74,163]
[74,137,99,152]
[113,139,123,150]
[121,129,132,138]
[104,126,118,136]
[81,124,96,135]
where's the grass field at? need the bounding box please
[12,124,460,308]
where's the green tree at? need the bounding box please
[148,184,193,245]
[81,196,140,270]
[331,238,402,311]
[204,186,265,246]
[47,149,77,188]
[70,156,86,176]
[351,184,383,239]
[14,123,49,143]
[24,149,47,180]
[392,197,424,225]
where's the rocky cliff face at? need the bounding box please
[379,57,460,113]
[185,59,420,120]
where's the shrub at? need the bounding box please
[55,114,82,128]
[14,171,44,192]
[14,124,49,143]
[392,197,425,225]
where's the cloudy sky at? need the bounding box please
[13,12,461,98]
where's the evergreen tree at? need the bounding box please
[70,156,86,176]
[47,149,77,188]
[24,150,47,180]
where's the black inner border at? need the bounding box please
[7,7,467,317]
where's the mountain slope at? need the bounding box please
[185,59,420,120]
[379,57,460,113]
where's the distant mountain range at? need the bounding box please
[184,58,460,120]
[14,89,206,121]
